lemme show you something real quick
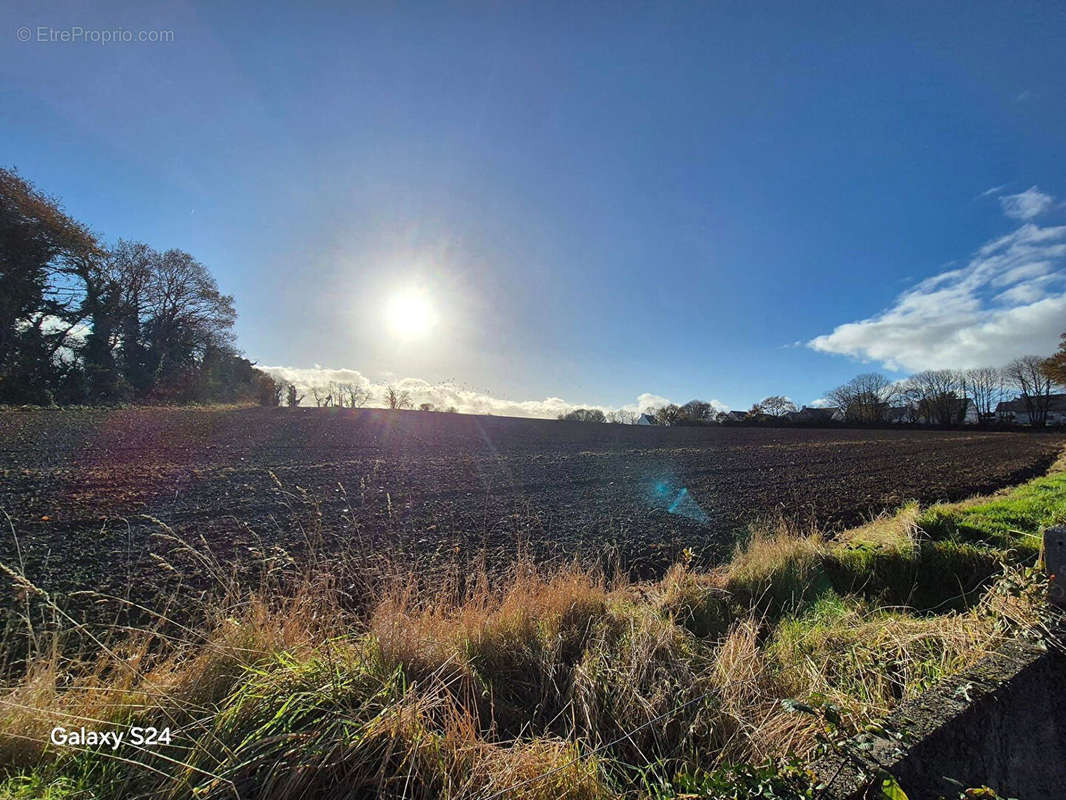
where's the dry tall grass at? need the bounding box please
[0,479,1057,799]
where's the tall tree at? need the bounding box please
[384,385,412,410]
[142,249,236,394]
[1042,333,1066,386]
[905,370,966,425]
[679,399,714,424]
[1005,356,1055,427]
[0,168,101,402]
[654,404,681,425]
[759,395,797,417]
[964,367,1002,422]
[826,373,899,423]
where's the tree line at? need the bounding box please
[255,378,458,414]
[822,357,1061,426]
[628,355,1066,429]
[1,168,267,405]
[561,352,1066,428]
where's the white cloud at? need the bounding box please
[999,186,1054,220]
[258,365,729,418]
[808,210,1066,372]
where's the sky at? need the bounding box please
[3,1,1066,416]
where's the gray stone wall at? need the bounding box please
[814,639,1066,799]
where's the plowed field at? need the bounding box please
[1,406,1062,605]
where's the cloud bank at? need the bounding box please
[259,365,729,419]
[809,190,1066,372]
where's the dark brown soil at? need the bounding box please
[1,406,1063,608]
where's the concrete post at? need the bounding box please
[1044,526,1066,608]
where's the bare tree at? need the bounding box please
[1004,356,1055,427]
[964,367,1002,422]
[759,395,798,417]
[334,382,370,408]
[826,373,899,423]
[285,384,303,408]
[384,385,412,410]
[606,409,637,424]
[309,385,328,407]
[905,370,966,425]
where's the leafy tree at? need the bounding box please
[1,171,269,406]
[1042,333,1066,386]
[679,399,714,425]
[560,408,606,423]
[0,167,102,402]
[257,373,283,406]
[654,404,681,425]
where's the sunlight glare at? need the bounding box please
[385,287,436,340]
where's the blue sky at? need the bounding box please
[3,1,1066,415]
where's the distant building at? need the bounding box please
[722,410,748,422]
[635,413,657,425]
[884,406,914,424]
[789,406,844,424]
[996,394,1066,425]
[924,398,978,425]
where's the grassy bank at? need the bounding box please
[1,458,1063,799]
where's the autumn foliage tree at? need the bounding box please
[0,168,266,405]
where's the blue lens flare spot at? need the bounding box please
[645,477,709,525]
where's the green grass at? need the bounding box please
[918,465,1066,558]
[769,593,999,714]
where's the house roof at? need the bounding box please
[636,413,657,423]
[996,393,1066,414]
[796,406,838,419]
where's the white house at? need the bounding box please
[636,413,657,425]
[996,394,1066,425]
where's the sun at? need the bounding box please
[384,287,436,340]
